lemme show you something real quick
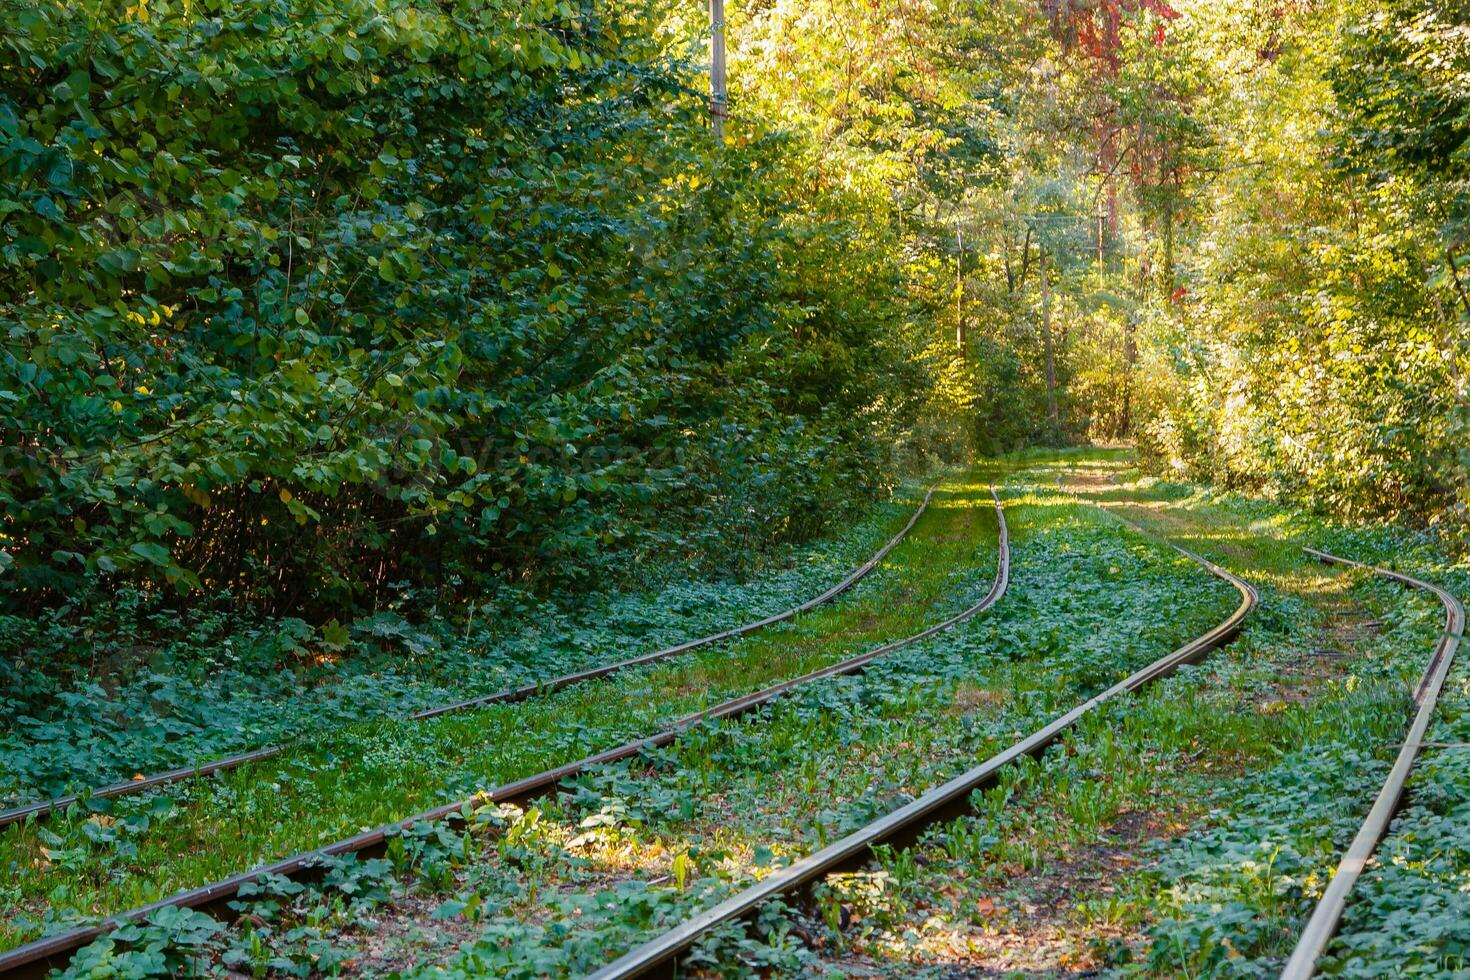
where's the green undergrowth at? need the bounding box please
[600,453,1460,979]
[1321,629,1470,976]
[1008,455,1465,978]
[1070,456,1466,592]
[37,464,1244,978]
[1112,580,1441,977]
[797,579,1428,976]
[0,472,998,952]
[0,479,927,808]
[19,453,1464,979]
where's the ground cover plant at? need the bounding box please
[0,469,1007,952]
[229,452,1453,980]
[772,454,1459,978]
[0,481,930,808]
[1319,628,1470,976]
[1099,485,1465,978]
[8,456,1467,979]
[805,575,1437,978]
[28,460,1248,977]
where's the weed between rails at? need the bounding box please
[0,487,923,809]
[18,455,1457,979]
[0,475,996,951]
[1323,598,1470,977]
[41,465,1242,978]
[932,456,1451,978]
[806,574,1435,977]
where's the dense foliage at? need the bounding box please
[6,0,1468,629]
[0,0,921,617]
[1128,0,1470,542]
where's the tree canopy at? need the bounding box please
[2,0,1466,622]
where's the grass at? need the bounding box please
[1322,628,1470,976]
[1,480,928,807]
[1,469,1002,951]
[17,450,1464,979]
[42,456,1247,978]
[364,455,1442,979]
[829,452,1450,977]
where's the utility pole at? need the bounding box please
[709,0,727,138]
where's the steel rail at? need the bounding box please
[0,488,938,832]
[588,515,1257,980]
[0,488,1006,980]
[1278,548,1466,980]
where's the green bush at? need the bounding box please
[0,0,911,616]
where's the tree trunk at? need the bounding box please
[1041,245,1060,440]
[956,227,966,354]
[1120,313,1136,437]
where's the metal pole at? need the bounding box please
[709,0,726,138]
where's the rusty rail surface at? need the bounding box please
[0,487,938,832]
[1278,548,1466,980]
[588,513,1257,980]
[0,488,1007,979]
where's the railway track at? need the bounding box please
[1278,549,1465,980]
[0,488,937,832]
[588,512,1258,980]
[0,488,1005,979]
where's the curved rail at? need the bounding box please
[0,487,937,831]
[0,488,1006,979]
[1278,548,1465,980]
[588,514,1257,980]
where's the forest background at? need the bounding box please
[1,0,1466,636]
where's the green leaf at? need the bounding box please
[55,68,91,101]
[33,197,63,222]
[97,248,141,273]
[129,542,170,567]
[430,899,466,920]
[320,619,350,650]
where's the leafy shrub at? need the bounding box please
[0,0,910,617]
